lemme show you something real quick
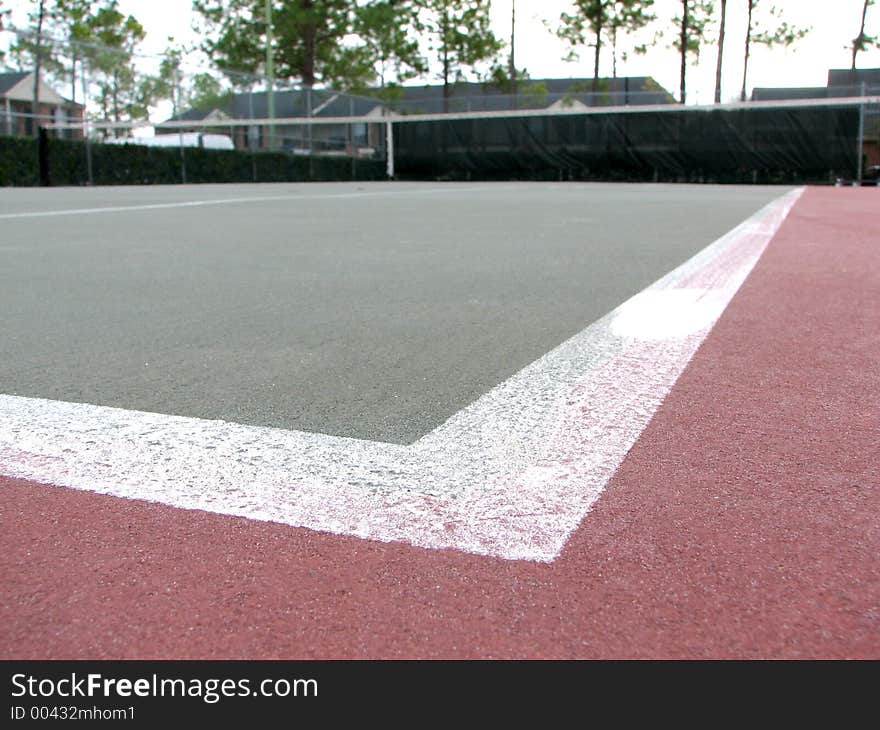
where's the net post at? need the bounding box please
[38,125,50,187]
[179,131,187,184]
[385,119,394,179]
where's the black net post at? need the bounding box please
[38,126,50,187]
[179,134,187,184]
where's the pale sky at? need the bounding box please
[2,0,879,112]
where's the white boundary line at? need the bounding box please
[0,185,506,220]
[0,189,803,562]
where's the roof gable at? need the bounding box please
[0,71,32,96]
[0,71,68,104]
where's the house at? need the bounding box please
[0,71,84,138]
[161,88,385,155]
[162,77,675,154]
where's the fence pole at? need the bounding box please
[386,119,394,179]
[265,0,275,151]
[82,63,93,185]
[38,126,50,186]
[856,83,866,184]
[179,132,187,184]
[350,96,355,181]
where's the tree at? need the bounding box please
[713,0,726,103]
[740,1,809,101]
[0,3,8,66]
[608,1,655,80]
[556,1,655,94]
[10,0,97,104]
[352,0,426,95]
[193,0,357,89]
[86,2,150,123]
[556,1,606,95]
[672,0,714,105]
[51,0,96,103]
[32,0,46,125]
[484,1,534,103]
[413,0,503,109]
[189,72,233,111]
[851,0,878,71]
[139,38,188,117]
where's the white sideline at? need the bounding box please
[0,189,803,562]
[0,185,514,220]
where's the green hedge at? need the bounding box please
[0,135,386,186]
[0,136,39,186]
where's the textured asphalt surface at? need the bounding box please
[0,182,787,443]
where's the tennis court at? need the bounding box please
[0,181,786,444]
[3,179,879,657]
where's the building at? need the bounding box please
[0,71,84,138]
[162,88,385,155]
[386,77,675,114]
[752,68,880,170]
[752,67,880,101]
[162,77,675,154]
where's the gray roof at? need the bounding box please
[0,70,83,107]
[168,76,675,122]
[168,88,381,123]
[753,68,880,101]
[751,86,828,101]
[0,71,30,96]
[827,68,880,89]
[393,76,666,99]
[384,76,674,112]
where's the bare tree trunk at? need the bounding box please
[509,0,516,102]
[112,70,120,124]
[71,53,78,104]
[592,15,603,95]
[612,24,618,79]
[852,0,870,71]
[680,0,688,104]
[740,0,754,102]
[32,0,46,135]
[714,0,727,103]
[442,9,450,112]
[301,26,316,86]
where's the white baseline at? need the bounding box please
[0,189,802,562]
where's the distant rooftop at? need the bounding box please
[167,76,676,123]
[752,68,880,101]
[0,71,32,96]
[167,88,382,124]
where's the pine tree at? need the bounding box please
[740,0,809,102]
[672,0,714,105]
[556,1,655,95]
[851,0,877,71]
[413,0,503,110]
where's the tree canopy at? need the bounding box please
[556,1,655,94]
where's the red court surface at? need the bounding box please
[1,186,878,659]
